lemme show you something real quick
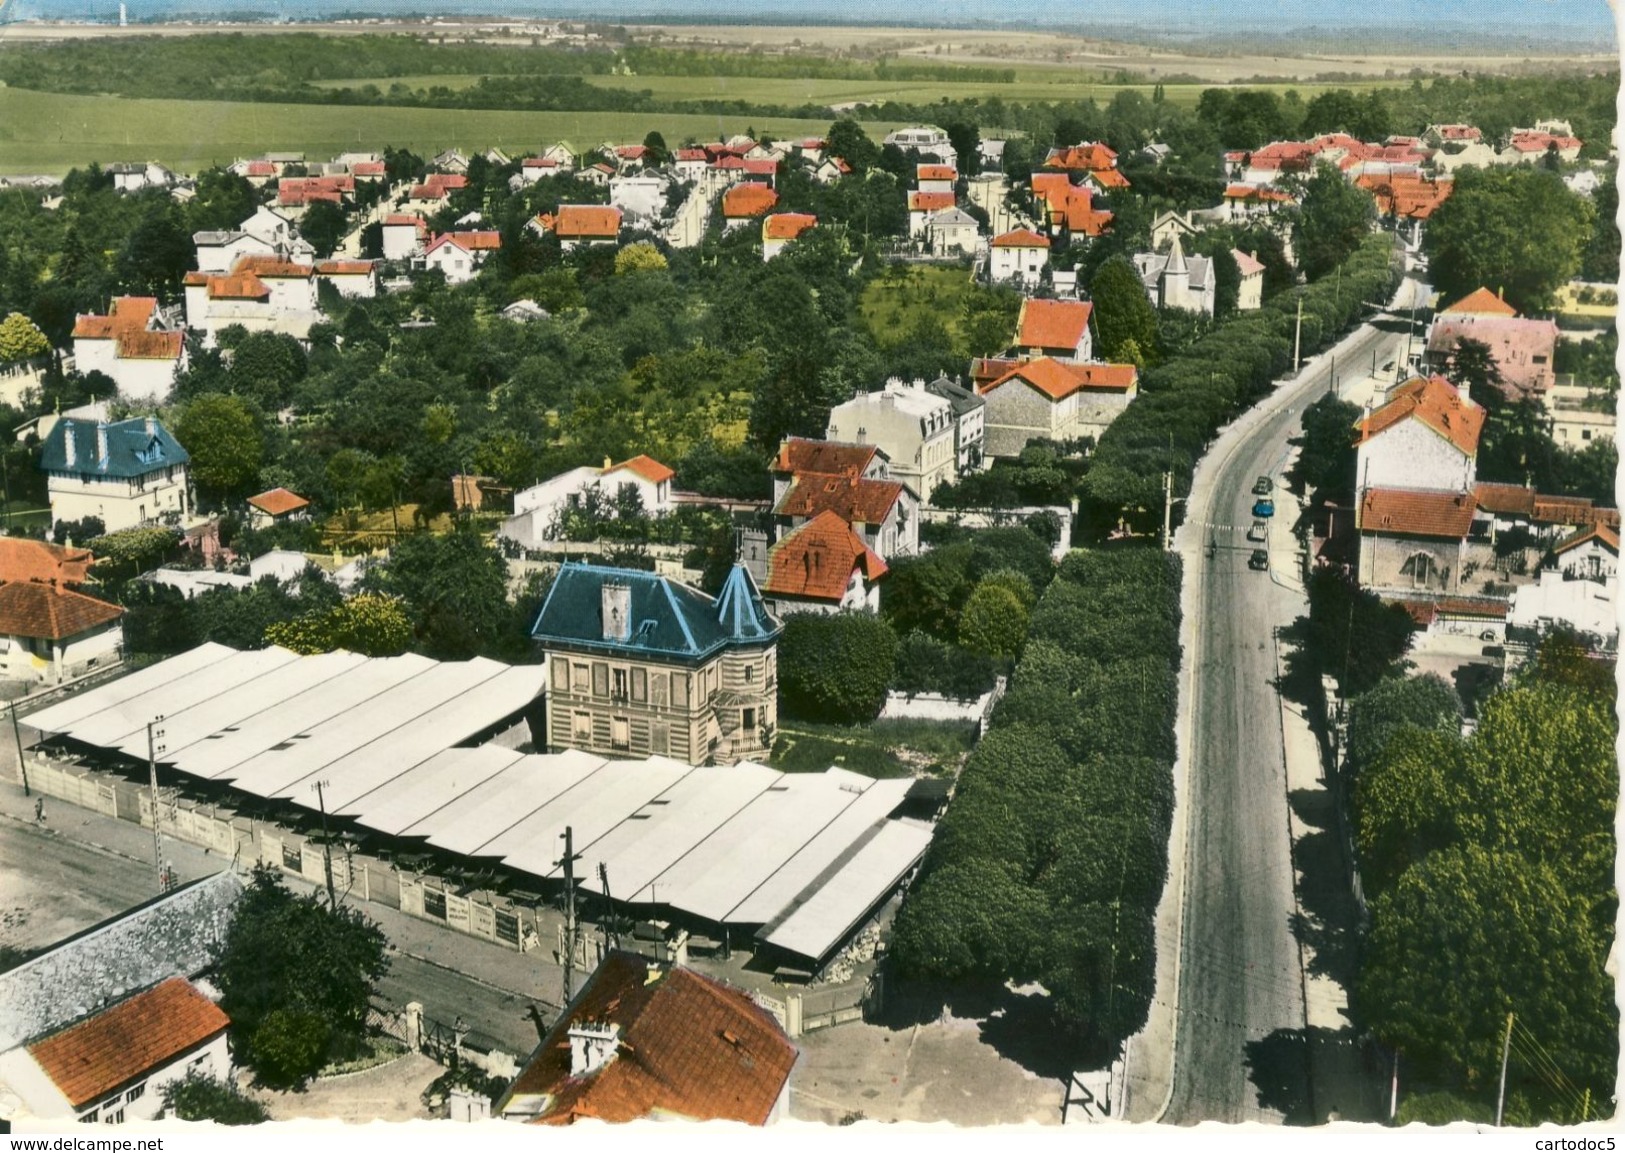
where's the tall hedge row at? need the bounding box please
[890,548,1182,1044]
[1078,234,1403,539]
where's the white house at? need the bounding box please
[988,229,1050,286]
[762,213,817,260]
[1134,235,1215,315]
[907,191,957,238]
[0,537,122,685]
[826,379,958,503]
[424,232,501,285]
[610,174,670,225]
[108,162,175,194]
[762,510,888,616]
[536,205,623,252]
[976,357,1139,458]
[1509,524,1619,646]
[70,297,186,406]
[925,374,987,474]
[1355,374,1483,496]
[770,438,918,560]
[192,230,276,274]
[1234,249,1266,311]
[884,126,957,167]
[381,215,429,261]
[237,204,307,257]
[38,415,191,533]
[501,455,676,548]
[183,256,320,341]
[916,164,957,195]
[314,259,379,299]
[925,208,979,256]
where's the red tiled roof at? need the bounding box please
[1357,487,1478,539]
[765,510,888,602]
[1474,482,1536,516]
[1028,176,1112,235]
[605,455,675,485]
[1441,287,1519,317]
[1223,183,1294,203]
[233,255,313,279]
[27,978,228,1109]
[1509,131,1582,153]
[505,953,795,1126]
[204,273,270,301]
[775,472,904,526]
[1355,173,1453,220]
[424,172,468,189]
[1043,143,1117,171]
[614,144,649,160]
[1391,596,1509,626]
[1435,124,1481,141]
[409,183,449,200]
[1015,298,1093,352]
[427,230,502,256]
[908,191,956,213]
[1086,167,1131,189]
[763,213,817,241]
[1553,523,1620,556]
[980,356,1089,401]
[1233,249,1266,277]
[773,438,881,479]
[1533,494,1617,529]
[72,297,158,340]
[673,149,708,162]
[0,581,122,641]
[554,205,623,240]
[722,182,779,219]
[352,160,386,176]
[0,538,94,586]
[743,158,779,176]
[383,214,428,232]
[277,187,342,207]
[315,260,375,276]
[244,161,276,176]
[916,164,957,181]
[1069,362,1138,391]
[710,156,748,171]
[991,229,1050,249]
[247,487,310,517]
[1355,374,1483,457]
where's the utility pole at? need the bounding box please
[11,700,27,797]
[1293,294,1304,372]
[146,717,166,893]
[597,862,616,955]
[557,826,582,1005]
[312,779,338,914]
[1161,469,1174,551]
[1495,1012,1514,1127]
[1389,1050,1399,1122]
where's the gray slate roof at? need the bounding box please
[926,375,985,416]
[39,417,190,479]
[0,870,243,1050]
[531,563,779,663]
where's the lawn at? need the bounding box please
[769,717,977,779]
[0,86,862,175]
[859,263,979,347]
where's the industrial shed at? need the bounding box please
[24,645,932,968]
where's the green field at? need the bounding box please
[0,86,859,175]
[860,264,979,345]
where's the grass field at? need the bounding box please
[0,86,857,175]
[860,264,979,346]
[770,717,976,778]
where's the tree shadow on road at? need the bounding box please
[1247,1026,1384,1125]
[1245,1029,1314,1123]
[1286,787,1363,990]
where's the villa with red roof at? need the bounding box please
[424,231,502,285]
[977,356,1139,458]
[500,455,676,549]
[382,214,430,260]
[246,487,311,529]
[989,230,1050,286]
[770,438,917,559]
[537,205,624,252]
[71,297,186,405]
[1424,288,1560,399]
[916,163,958,195]
[1012,298,1094,362]
[182,254,320,341]
[721,182,779,229]
[762,510,889,615]
[907,190,957,237]
[762,213,817,260]
[1029,173,1114,240]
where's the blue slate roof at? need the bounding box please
[38,417,190,479]
[531,562,779,662]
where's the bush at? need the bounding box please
[777,612,897,723]
[160,1073,270,1125]
[891,630,997,701]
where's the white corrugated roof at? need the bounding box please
[342,746,523,832]
[23,643,238,736]
[408,750,610,857]
[758,818,934,962]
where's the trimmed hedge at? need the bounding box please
[1078,234,1403,540]
[890,548,1182,1043]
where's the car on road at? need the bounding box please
[1252,498,1275,518]
[1252,475,1273,495]
[1247,520,1268,542]
[1249,549,1269,571]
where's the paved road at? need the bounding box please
[1163,277,1425,1124]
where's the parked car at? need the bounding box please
[1247,520,1268,542]
[1252,475,1273,495]
[1249,549,1270,571]
[1252,498,1275,518]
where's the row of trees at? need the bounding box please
[890,548,1182,1045]
[1348,638,1617,1122]
[1078,232,1402,540]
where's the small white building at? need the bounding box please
[183,256,320,341]
[192,230,276,274]
[1234,249,1266,311]
[315,259,379,299]
[71,297,186,406]
[1134,235,1215,315]
[883,126,957,167]
[108,162,175,194]
[381,215,429,261]
[762,213,816,260]
[38,415,191,533]
[237,204,307,257]
[1543,381,1615,448]
[609,173,670,225]
[1509,525,1619,646]
[826,379,958,504]
[501,455,676,548]
[925,208,979,256]
[423,232,501,285]
[916,164,957,195]
[988,230,1050,286]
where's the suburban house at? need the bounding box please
[721,182,779,230]
[989,229,1050,286]
[1150,210,1200,252]
[1235,249,1266,310]
[609,173,671,224]
[192,229,276,273]
[406,172,468,211]
[811,156,852,185]
[276,174,354,210]
[883,126,956,167]
[236,204,313,261]
[315,259,379,299]
[71,297,186,405]
[1355,172,1454,248]
[1219,183,1295,221]
[924,207,979,256]
[1042,142,1121,178]
[530,563,781,766]
[382,215,430,260]
[1500,126,1584,165]
[1134,235,1215,315]
[925,374,987,473]
[39,415,191,533]
[534,205,624,251]
[501,455,676,548]
[424,231,502,285]
[1543,381,1616,448]
[498,951,796,1126]
[182,255,320,341]
[825,379,958,503]
[0,536,122,685]
[1029,173,1114,240]
[0,977,230,1124]
[916,163,957,195]
[907,191,957,238]
[1424,287,1560,399]
[977,356,1139,458]
[1508,525,1619,650]
[246,487,310,529]
[762,510,888,616]
[1012,298,1093,361]
[108,162,176,194]
[770,438,918,559]
[762,213,817,260]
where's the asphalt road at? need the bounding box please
[1163,277,1425,1124]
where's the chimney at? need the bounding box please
[911,377,925,391]
[145,415,157,437]
[64,423,76,468]
[603,456,612,472]
[601,580,631,642]
[1457,377,1470,405]
[96,422,109,464]
[567,1020,622,1077]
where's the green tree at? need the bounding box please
[777,612,897,724]
[825,117,879,171]
[1293,162,1376,281]
[159,1072,270,1125]
[1354,727,1470,894]
[298,200,349,258]
[176,394,265,499]
[264,594,413,657]
[1089,256,1160,364]
[362,524,513,660]
[1345,672,1462,774]
[1579,173,1618,283]
[1294,392,1361,496]
[1422,166,1593,312]
[0,311,50,362]
[115,203,193,297]
[958,580,1029,660]
[641,130,669,165]
[614,242,668,275]
[214,864,389,1089]
[228,331,307,412]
